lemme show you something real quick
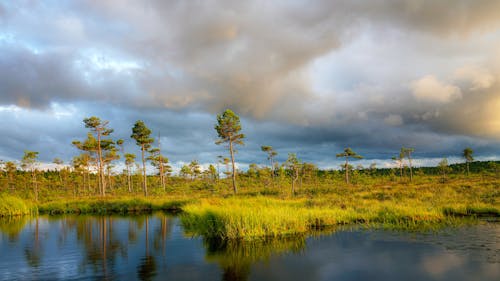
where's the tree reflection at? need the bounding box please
[1,213,193,280]
[0,216,29,242]
[153,214,173,256]
[137,216,157,281]
[69,216,127,279]
[203,237,306,281]
[138,254,156,281]
[24,217,41,268]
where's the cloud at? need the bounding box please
[384,114,403,126]
[3,1,500,117]
[411,75,462,103]
[1,1,500,166]
[421,253,464,278]
[454,65,496,90]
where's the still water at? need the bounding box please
[0,213,498,281]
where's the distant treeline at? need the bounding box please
[0,112,498,200]
[0,158,498,201]
[316,160,500,177]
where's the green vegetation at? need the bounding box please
[0,112,498,240]
[336,148,363,184]
[202,236,305,279]
[0,172,498,239]
[0,194,36,217]
[215,109,245,194]
[37,197,189,215]
[180,179,498,239]
[131,120,154,197]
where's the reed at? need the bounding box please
[0,195,36,217]
[180,196,467,239]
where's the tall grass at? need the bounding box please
[0,195,36,216]
[182,177,499,239]
[1,174,498,239]
[38,197,191,215]
[180,196,461,240]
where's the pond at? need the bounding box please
[0,213,498,281]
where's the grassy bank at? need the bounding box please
[1,176,498,239]
[181,197,451,239]
[0,195,37,217]
[181,181,499,239]
[38,197,190,215]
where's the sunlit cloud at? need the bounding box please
[0,0,499,165]
[411,75,462,103]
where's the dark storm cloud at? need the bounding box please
[3,1,499,114]
[0,0,499,167]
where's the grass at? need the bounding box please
[180,197,456,240]
[181,178,499,239]
[0,194,37,217]
[1,174,498,239]
[38,197,191,215]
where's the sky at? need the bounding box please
[1,0,500,172]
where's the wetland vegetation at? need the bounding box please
[0,169,498,239]
[0,113,498,240]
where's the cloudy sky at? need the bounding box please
[1,0,500,171]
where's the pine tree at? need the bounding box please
[215,109,245,194]
[131,120,154,196]
[336,148,363,184]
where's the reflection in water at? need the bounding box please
[204,237,305,281]
[0,215,498,281]
[137,217,157,281]
[0,213,174,280]
[367,223,500,264]
[138,255,156,281]
[24,218,41,268]
[0,216,29,242]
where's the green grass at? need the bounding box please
[442,206,500,217]
[0,195,36,217]
[181,179,499,239]
[1,174,498,239]
[180,197,457,240]
[38,197,191,215]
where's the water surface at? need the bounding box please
[0,214,498,281]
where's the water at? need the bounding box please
[0,213,498,281]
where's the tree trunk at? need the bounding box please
[32,169,38,202]
[408,153,413,182]
[141,145,148,196]
[466,161,470,176]
[345,157,349,184]
[270,157,275,188]
[83,170,87,193]
[160,163,165,191]
[107,167,111,191]
[159,137,166,191]
[97,130,107,196]
[127,165,132,192]
[216,163,220,183]
[86,167,91,193]
[229,140,237,194]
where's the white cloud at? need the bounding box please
[411,75,462,103]
[454,65,495,90]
